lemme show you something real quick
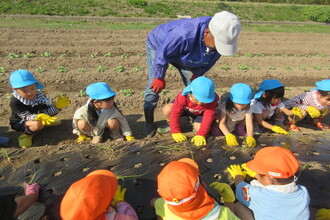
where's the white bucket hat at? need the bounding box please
[209,11,242,56]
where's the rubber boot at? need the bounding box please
[157,120,170,134]
[19,134,33,148]
[144,109,156,138]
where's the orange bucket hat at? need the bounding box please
[247,146,300,178]
[157,158,215,220]
[60,169,118,220]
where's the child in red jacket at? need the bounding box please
[159,76,219,146]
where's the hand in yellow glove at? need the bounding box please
[125,135,135,141]
[227,164,246,179]
[225,134,239,147]
[241,163,257,178]
[306,106,321,118]
[271,125,289,135]
[315,209,330,220]
[191,135,206,146]
[35,113,57,126]
[210,182,235,203]
[55,95,71,109]
[77,134,91,143]
[172,133,187,142]
[245,136,256,148]
[292,107,303,118]
[320,108,329,118]
[111,185,126,206]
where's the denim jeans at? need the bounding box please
[144,43,194,111]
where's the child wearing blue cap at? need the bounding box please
[158,76,219,147]
[217,83,256,147]
[285,79,330,131]
[9,69,70,148]
[73,82,135,143]
[251,79,302,135]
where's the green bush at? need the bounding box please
[127,0,148,8]
[302,6,330,23]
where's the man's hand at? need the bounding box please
[150,78,166,93]
[55,95,71,109]
[225,134,239,147]
[172,133,187,142]
[306,106,321,118]
[191,135,206,146]
[35,113,57,126]
[210,182,235,203]
[271,125,289,135]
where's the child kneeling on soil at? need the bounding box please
[216,83,256,147]
[9,69,70,148]
[60,169,138,220]
[158,76,219,147]
[73,82,135,143]
[151,158,239,220]
[284,79,330,132]
[250,79,302,135]
[227,146,310,220]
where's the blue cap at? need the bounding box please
[311,79,330,91]
[182,76,215,103]
[10,69,44,89]
[229,83,252,104]
[86,82,116,100]
[254,79,284,100]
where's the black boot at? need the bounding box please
[144,109,156,138]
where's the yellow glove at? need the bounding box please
[35,113,57,126]
[241,163,257,178]
[191,135,206,146]
[225,134,239,147]
[320,108,328,118]
[209,182,235,203]
[55,95,71,109]
[315,209,330,220]
[271,125,289,135]
[306,106,321,118]
[245,136,256,148]
[292,107,303,118]
[77,134,91,143]
[171,133,187,142]
[227,164,246,179]
[111,185,126,206]
[125,135,135,141]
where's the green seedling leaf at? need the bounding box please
[23,53,33,58]
[98,65,107,72]
[114,66,125,72]
[41,52,51,57]
[220,65,230,71]
[57,65,68,72]
[0,67,6,73]
[8,53,20,58]
[36,67,44,73]
[104,52,114,57]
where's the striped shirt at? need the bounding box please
[285,90,329,111]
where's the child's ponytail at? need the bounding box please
[87,100,99,127]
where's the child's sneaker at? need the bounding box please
[311,119,330,130]
[286,121,301,132]
[157,126,170,134]
[19,134,33,148]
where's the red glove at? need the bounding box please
[150,78,166,93]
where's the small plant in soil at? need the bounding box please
[78,67,86,72]
[220,65,230,71]
[237,65,248,71]
[41,52,51,57]
[305,55,312,58]
[122,53,129,58]
[76,53,81,58]
[97,145,115,151]
[282,54,288,58]
[0,149,13,164]
[294,54,301,57]
[23,53,33,58]
[114,66,125,72]
[78,89,87,97]
[256,53,264,57]
[137,53,144,57]
[252,66,260,70]
[91,53,98,58]
[168,65,175,70]
[98,65,107,72]
[316,54,326,57]
[269,66,276,70]
[284,66,292,71]
[245,53,254,58]
[57,65,68,73]
[60,53,67,58]
[313,65,321,70]
[133,66,142,72]
[120,89,134,96]
[8,53,20,58]
[0,67,6,73]
[160,89,168,95]
[36,67,44,73]
[233,54,240,58]
[299,65,306,70]
[104,52,114,57]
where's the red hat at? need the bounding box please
[60,170,118,220]
[157,158,215,219]
[247,146,300,178]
